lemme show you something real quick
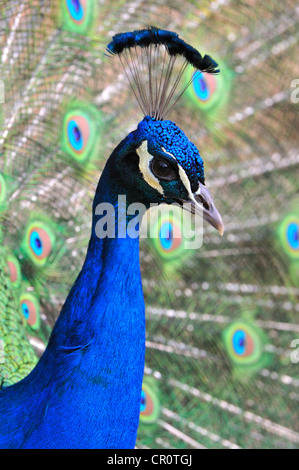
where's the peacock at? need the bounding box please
[0,0,299,450]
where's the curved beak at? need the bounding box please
[191,181,224,236]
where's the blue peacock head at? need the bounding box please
[103,27,224,235]
[109,115,223,234]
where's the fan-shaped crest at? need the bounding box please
[106,27,219,120]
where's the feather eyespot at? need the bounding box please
[139,382,160,424]
[186,60,233,117]
[61,104,102,165]
[66,116,89,155]
[66,0,85,23]
[286,221,299,253]
[159,220,182,253]
[232,329,254,357]
[28,228,52,260]
[149,206,194,265]
[277,213,299,260]
[22,221,55,266]
[0,173,6,205]
[223,321,266,367]
[140,389,146,413]
[19,293,40,330]
[6,254,21,287]
[61,0,97,35]
[193,72,217,103]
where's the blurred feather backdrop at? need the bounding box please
[0,0,299,449]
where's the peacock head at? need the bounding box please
[110,115,223,235]
[104,27,224,235]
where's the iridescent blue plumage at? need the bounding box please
[0,150,146,448]
[0,27,223,449]
[136,116,205,187]
[107,27,220,74]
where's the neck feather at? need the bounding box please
[8,151,146,449]
[50,161,144,346]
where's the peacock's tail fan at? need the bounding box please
[136,1,299,449]
[0,245,38,386]
[0,0,105,377]
[1,0,299,449]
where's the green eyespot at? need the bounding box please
[21,220,56,267]
[20,292,41,330]
[61,102,102,166]
[60,0,98,36]
[139,378,160,424]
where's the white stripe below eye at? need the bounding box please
[137,140,164,195]
[161,147,176,160]
[177,164,198,203]
[161,147,199,200]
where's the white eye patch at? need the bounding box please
[161,148,198,203]
[161,147,176,160]
[177,164,198,203]
[137,141,198,202]
[136,140,164,195]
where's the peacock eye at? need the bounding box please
[150,158,176,181]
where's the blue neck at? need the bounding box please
[53,163,144,343]
[19,161,146,448]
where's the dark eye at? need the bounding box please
[151,158,176,181]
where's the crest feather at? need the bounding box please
[106,27,220,120]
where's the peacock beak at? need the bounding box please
[191,181,224,236]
